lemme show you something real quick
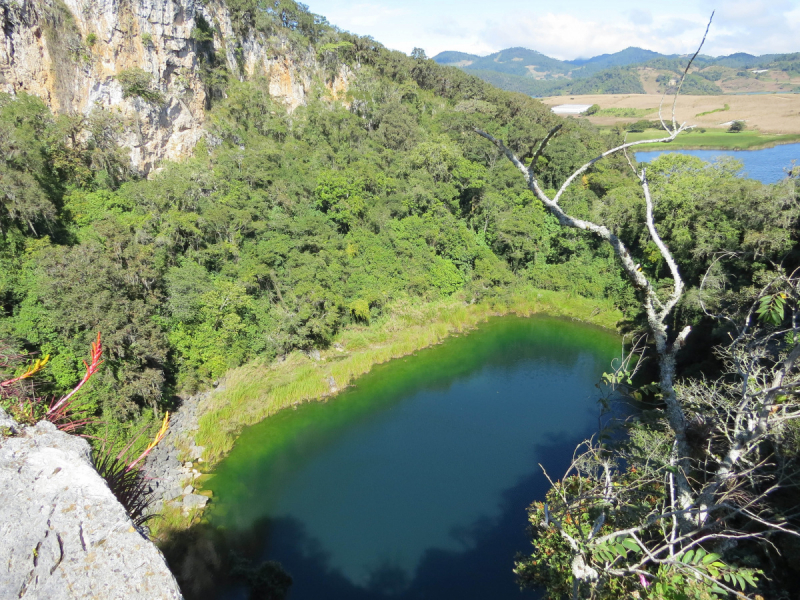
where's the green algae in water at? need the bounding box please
[203,315,619,599]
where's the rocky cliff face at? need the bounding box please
[0,0,350,173]
[0,408,184,599]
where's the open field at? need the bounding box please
[539,94,800,135]
[622,129,800,150]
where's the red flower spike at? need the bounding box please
[48,332,104,416]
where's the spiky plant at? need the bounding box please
[92,453,155,531]
[93,453,156,529]
[2,333,171,535]
[1,332,102,432]
[94,411,170,532]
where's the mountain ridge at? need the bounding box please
[566,47,673,67]
[432,46,800,97]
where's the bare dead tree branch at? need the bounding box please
[671,11,714,132]
[490,13,800,598]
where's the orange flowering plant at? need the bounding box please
[1,333,102,432]
[2,333,170,534]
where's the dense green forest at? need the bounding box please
[2,1,800,597]
[0,31,638,443]
[0,0,795,487]
[464,66,648,97]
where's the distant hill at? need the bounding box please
[432,47,800,97]
[465,67,646,97]
[465,47,572,78]
[567,47,670,68]
[432,51,480,65]
[711,53,765,68]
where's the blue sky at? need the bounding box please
[304,0,800,60]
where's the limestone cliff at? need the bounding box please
[0,408,184,599]
[0,0,350,173]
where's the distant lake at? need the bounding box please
[635,143,800,184]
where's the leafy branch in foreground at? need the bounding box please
[516,270,800,597]
[474,13,800,599]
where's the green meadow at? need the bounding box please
[624,128,800,150]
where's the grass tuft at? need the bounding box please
[593,107,655,118]
[695,103,729,117]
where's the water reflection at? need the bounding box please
[635,143,800,184]
[167,432,592,600]
[187,316,619,599]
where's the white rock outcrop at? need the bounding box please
[0,408,183,599]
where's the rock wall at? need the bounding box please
[143,388,211,516]
[0,0,351,174]
[0,408,184,599]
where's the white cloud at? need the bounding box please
[706,2,800,56]
[480,12,713,60]
[477,3,800,60]
[628,9,652,26]
[306,0,800,59]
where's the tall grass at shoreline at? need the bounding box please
[195,287,620,467]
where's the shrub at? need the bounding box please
[191,14,216,43]
[115,68,164,104]
[625,119,652,133]
[141,32,153,46]
[86,32,97,46]
[727,120,746,133]
[583,103,600,116]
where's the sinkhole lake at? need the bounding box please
[203,315,619,599]
[635,142,800,184]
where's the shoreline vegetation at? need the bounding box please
[151,287,621,538]
[625,129,800,151]
[193,287,620,469]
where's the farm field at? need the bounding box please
[539,94,800,135]
[623,129,800,150]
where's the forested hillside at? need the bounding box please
[0,5,636,446]
[0,0,795,489]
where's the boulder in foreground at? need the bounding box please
[0,409,183,599]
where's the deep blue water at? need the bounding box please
[203,316,620,600]
[635,143,800,184]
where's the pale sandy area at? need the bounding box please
[539,94,800,134]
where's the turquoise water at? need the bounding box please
[635,143,800,184]
[203,316,619,599]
